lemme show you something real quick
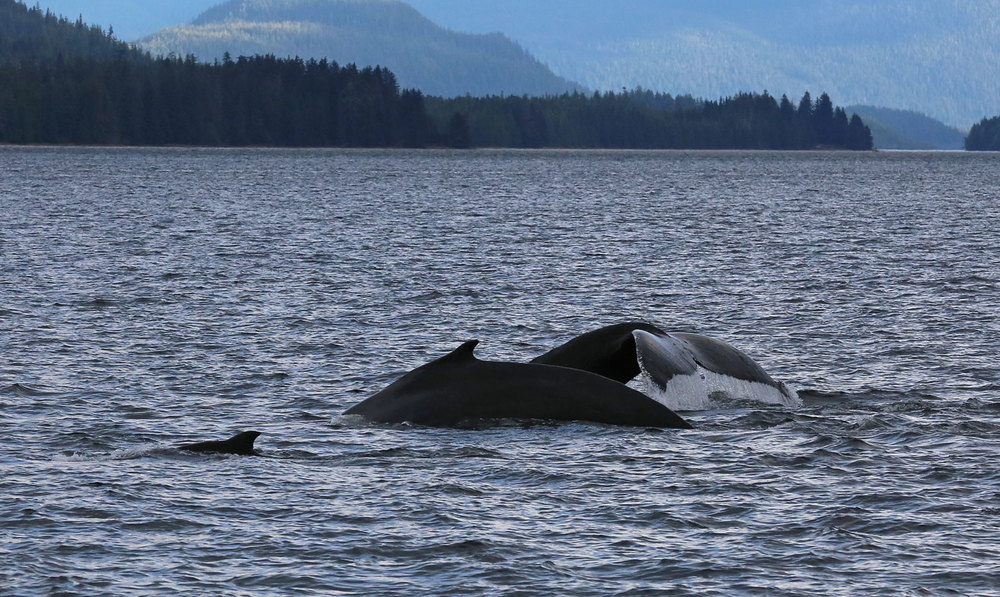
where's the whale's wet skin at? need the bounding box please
[3,148,1000,595]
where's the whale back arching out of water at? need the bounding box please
[631,330,799,407]
[344,339,692,429]
[344,322,797,429]
[179,431,262,456]
[534,322,797,408]
[530,321,664,384]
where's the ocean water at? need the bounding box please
[1,147,999,595]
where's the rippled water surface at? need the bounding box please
[2,147,999,595]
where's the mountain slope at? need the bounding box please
[1,0,146,63]
[844,106,965,150]
[407,0,1000,127]
[33,0,210,41]
[138,0,580,97]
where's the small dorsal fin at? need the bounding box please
[223,431,261,454]
[180,430,261,456]
[441,340,479,362]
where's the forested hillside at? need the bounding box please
[0,0,145,63]
[0,54,434,146]
[139,0,580,98]
[844,106,965,150]
[1,0,873,150]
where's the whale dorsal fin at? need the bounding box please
[441,340,480,363]
[222,431,262,454]
[180,430,261,456]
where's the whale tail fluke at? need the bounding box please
[179,430,262,456]
[633,330,801,410]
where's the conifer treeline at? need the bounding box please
[429,90,873,150]
[0,55,433,146]
[0,0,873,149]
[0,0,143,64]
[0,52,873,149]
[965,116,1000,151]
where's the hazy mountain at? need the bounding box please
[34,0,1000,126]
[137,0,580,98]
[406,0,1000,128]
[844,106,965,150]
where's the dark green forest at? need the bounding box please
[0,53,433,146]
[430,90,873,150]
[965,116,1000,151]
[0,0,872,150]
[0,0,144,63]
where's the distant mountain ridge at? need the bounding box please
[139,0,581,98]
[36,0,1000,126]
[844,106,965,150]
[406,0,1000,128]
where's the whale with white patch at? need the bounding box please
[345,322,797,429]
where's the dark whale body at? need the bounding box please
[531,321,663,383]
[344,340,692,429]
[346,322,794,429]
[534,322,791,398]
[632,330,790,395]
[179,431,262,456]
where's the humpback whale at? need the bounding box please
[531,321,664,383]
[344,340,692,429]
[345,322,796,428]
[534,322,796,405]
[179,431,262,456]
[633,330,793,395]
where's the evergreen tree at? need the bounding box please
[965,116,1000,151]
[797,91,813,118]
[833,107,849,147]
[813,92,835,145]
[796,91,816,147]
[445,112,471,148]
[398,89,434,147]
[846,114,874,150]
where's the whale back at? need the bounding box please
[530,321,664,383]
[179,430,262,456]
[346,339,691,429]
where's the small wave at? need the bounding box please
[333,413,370,427]
[948,420,1000,435]
[120,517,214,531]
[293,410,328,422]
[850,415,898,431]
[1,382,61,397]
[882,399,939,414]
[729,411,796,429]
[428,482,487,496]
[110,445,168,460]
[962,398,1000,412]
[82,297,117,308]
[798,388,943,410]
